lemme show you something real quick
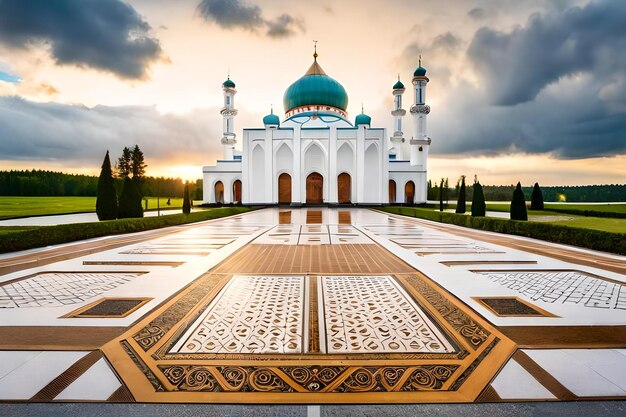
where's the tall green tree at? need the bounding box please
[118,177,144,218]
[439,178,445,212]
[95,151,118,220]
[455,175,466,214]
[530,182,544,210]
[182,183,191,214]
[116,147,132,178]
[471,180,486,217]
[510,182,528,221]
[131,145,147,180]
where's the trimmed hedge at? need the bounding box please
[0,207,255,254]
[542,208,626,219]
[380,206,626,255]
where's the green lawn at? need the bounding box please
[543,203,626,214]
[548,216,626,233]
[0,196,201,219]
[0,197,96,219]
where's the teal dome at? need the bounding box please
[393,79,405,89]
[263,112,280,126]
[355,113,371,126]
[413,66,427,77]
[222,78,235,88]
[283,58,348,113]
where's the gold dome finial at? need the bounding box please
[361,103,364,114]
[313,40,318,60]
[419,54,422,66]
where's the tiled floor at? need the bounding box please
[0,207,625,404]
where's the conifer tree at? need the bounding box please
[118,177,144,218]
[471,180,486,217]
[455,175,466,214]
[439,178,444,212]
[116,147,132,178]
[182,184,191,214]
[96,151,118,220]
[510,182,528,220]
[530,182,544,210]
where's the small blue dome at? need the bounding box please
[393,79,405,89]
[263,112,280,126]
[355,113,371,126]
[223,78,235,88]
[413,66,427,77]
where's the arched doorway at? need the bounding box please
[278,173,292,204]
[389,180,396,204]
[337,173,351,204]
[405,181,415,204]
[214,181,224,204]
[232,180,242,203]
[306,172,323,204]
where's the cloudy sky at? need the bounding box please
[0,0,624,184]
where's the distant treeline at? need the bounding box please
[429,181,626,202]
[0,170,203,199]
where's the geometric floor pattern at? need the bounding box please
[1,207,625,404]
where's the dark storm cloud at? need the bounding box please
[197,0,263,29]
[0,0,163,80]
[467,7,487,20]
[197,0,304,38]
[0,96,221,164]
[467,0,626,105]
[266,14,304,39]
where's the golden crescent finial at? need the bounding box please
[313,40,318,59]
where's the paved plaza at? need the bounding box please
[0,208,625,408]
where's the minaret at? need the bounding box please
[220,76,238,160]
[409,56,431,167]
[390,75,406,160]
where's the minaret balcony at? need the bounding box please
[410,104,431,114]
[391,109,406,117]
[220,108,238,116]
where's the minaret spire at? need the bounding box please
[220,74,238,160]
[313,40,318,60]
[390,74,406,160]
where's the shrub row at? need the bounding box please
[380,207,626,255]
[0,207,255,254]
[542,208,626,219]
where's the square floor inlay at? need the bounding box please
[64,297,152,318]
[318,276,456,354]
[171,275,307,354]
[473,297,557,317]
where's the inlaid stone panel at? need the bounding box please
[319,276,456,354]
[0,272,145,308]
[171,275,307,354]
[476,270,626,310]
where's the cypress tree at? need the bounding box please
[510,182,528,220]
[117,147,132,178]
[439,178,444,212]
[130,145,147,196]
[530,182,544,210]
[471,181,486,217]
[182,184,191,214]
[95,151,118,220]
[119,177,144,218]
[455,175,466,214]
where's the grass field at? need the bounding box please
[437,202,626,234]
[0,196,199,219]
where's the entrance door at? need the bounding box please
[337,173,351,204]
[214,181,224,204]
[278,173,292,204]
[232,180,242,203]
[389,180,396,204]
[306,172,323,204]
[405,181,415,204]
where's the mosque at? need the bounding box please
[202,47,432,206]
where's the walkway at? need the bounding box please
[0,208,624,406]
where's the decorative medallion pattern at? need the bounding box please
[171,276,306,354]
[320,276,455,353]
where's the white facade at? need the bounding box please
[203,53,432,206]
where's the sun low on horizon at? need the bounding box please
[0,0,625,186]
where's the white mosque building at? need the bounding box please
[202,49,432,206]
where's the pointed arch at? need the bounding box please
[337,141,354,175]
[306,172,323,204]
[405,181,415,204]
[363,143,380,202]
[214,181,224,204]
[251,144,265,202]
[278,173,292,204]
[232,179,242,203]
[338,172,351,204]
[389,179,396,204]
